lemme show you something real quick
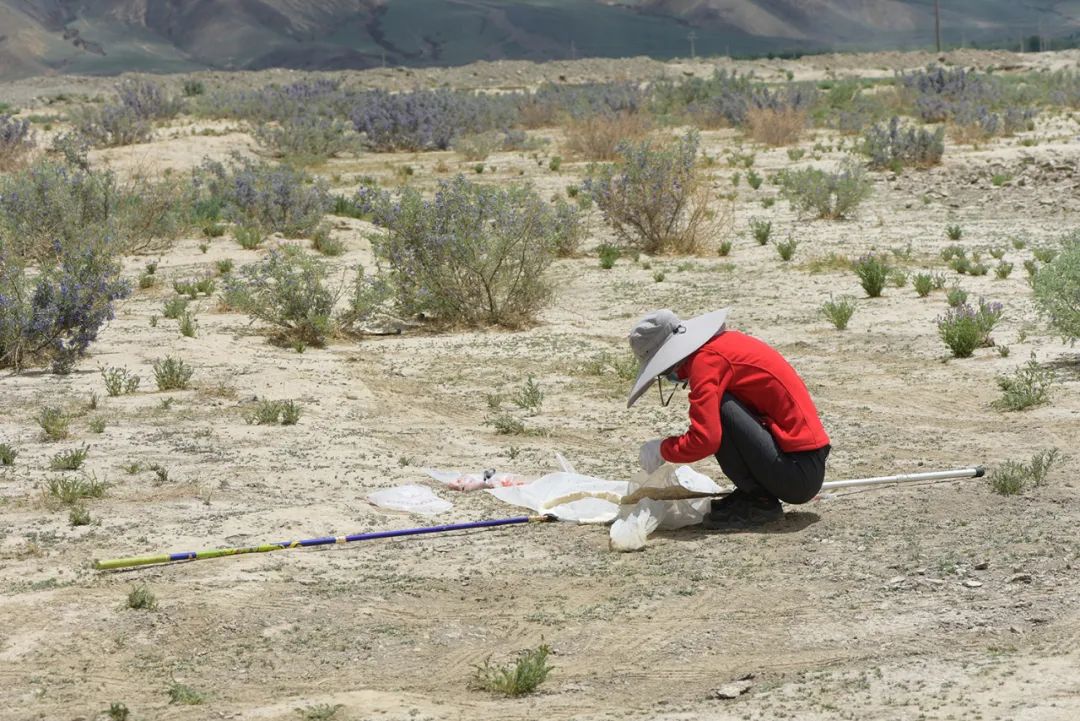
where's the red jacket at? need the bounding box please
[659,331,829,463]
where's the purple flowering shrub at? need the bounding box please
[0,240,131,373]
[0,115,34,169]
[74,80,180,148]
[862,117,945,170]
[194,157,329,237]
[253,114,356,164]
[937,299,1004,358]
[351,89,517,152]
[364,176,570,327]
[585,131,717,254]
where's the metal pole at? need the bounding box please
[94,515,553,571]
[934,0,942,52]
[624,466,984,504]
[820,466,983,490]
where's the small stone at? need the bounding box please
[1008,573,1033,584]
[710,677,753,700]
[888,576,906,586]
[974,561,989,570]
[963,580,983,588]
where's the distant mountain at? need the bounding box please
[1,0,1077,80]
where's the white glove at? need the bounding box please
[638,439,666,475]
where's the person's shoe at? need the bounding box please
[702,491,783,531]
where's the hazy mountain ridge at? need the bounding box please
[1,0,1077,80]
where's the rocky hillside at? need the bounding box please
[0,0,1076,80]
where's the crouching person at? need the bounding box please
[627,308,830,530]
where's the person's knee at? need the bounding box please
[777,483,820,505]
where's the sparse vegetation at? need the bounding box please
[167,681,204,705]
[750,218,772,245]
[853,254,889,298]
[586,131,722,255]
[37,407,71,441]
[820,296,857,330]
[779,161,872,220]
[153,356,194,391]
[989,449,1062,496]
[1032,232,1080,343]
[994,358,1055,411]
[50,445,89,471]
[471,644,553,697]
[0,443,16,466]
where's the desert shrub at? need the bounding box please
[253,114,354,164]
[37,407,70,440]
[0,443,17,465]
[745,106,805,146]
[994,357,1054,411]
[522,82,644,127]
[821,296,856,329]
[471,644,553,697]
[311,224,345,257]
[350,89,516,152]
[598,244,620,269]
[653,70,816,129]
[72,104,151,147]
[127,584,158,610]
[183,80,205,97]
[116,80,182,120]
[223,246,336,347]
[197,79,349,123]
[246,399,302,425]
[853,254,890,298]
[0,239,130,373]
[50,445,89,471]
[73,80,180,148]
[913,272,934,297]
[234,225,264,250]
[775,236,798,261]
[563,112,652,161]
[194,157,329,237]
[366,176,566,327]
[551,198,586,258]
[167,682,205,705]
[585,131,719,255]
[0,159,192,258]
[749,218,772,245]
[454,130,536,161]
[862,117,945,170]
[937,299,1003,358]
[946,286,969,308]
[0,114,34,169]
[779,162,871,220]
[1032,232,1080,343]
[995,261,1014,279]
[989,449,1062,496]
[101,366,140,396]
[48,473,106,504]
[153,356,194,390]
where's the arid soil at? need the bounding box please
[1,51,1079,721]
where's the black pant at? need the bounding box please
[713,393,829,504]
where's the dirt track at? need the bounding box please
[1,51,1079,721]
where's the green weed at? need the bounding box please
[471,644,553,697]
[128,584,158,610]
[820,296,857,330]
[50,445,89,471]
[153,356,194,391]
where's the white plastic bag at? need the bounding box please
[368,485,453,516]
[485,471,629,524]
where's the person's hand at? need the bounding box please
[638,439,666,474]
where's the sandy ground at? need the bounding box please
[2,53,1080,721]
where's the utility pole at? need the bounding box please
[688,31,697,60]
[934,0,942,52]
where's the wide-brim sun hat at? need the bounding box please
[626,308,730,408]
